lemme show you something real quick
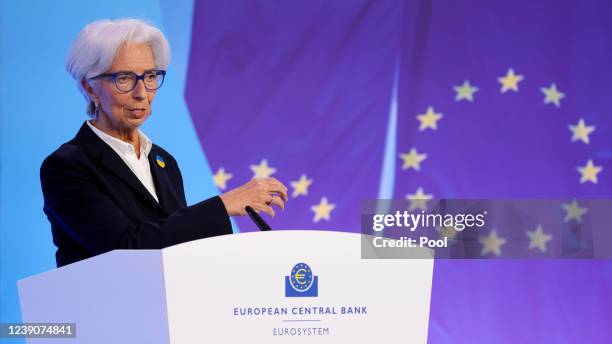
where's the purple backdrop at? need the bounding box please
[185,1,612,342]
[186,0,402,231]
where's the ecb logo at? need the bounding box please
[285,262,318,297]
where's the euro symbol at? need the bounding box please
[294,268,307,284]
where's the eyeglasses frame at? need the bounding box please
[88,69,167,93]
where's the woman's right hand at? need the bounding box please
[219,178,288,217]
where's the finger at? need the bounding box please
[258,204,275,217]
[251,201,273,215]
[264,178,289,201]
[263,194,275,205]
[268,195,285,211]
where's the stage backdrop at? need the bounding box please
[1,1,611,343]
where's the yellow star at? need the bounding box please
[562,199,588,223]
[250,159,277,179]
[498,68,524,93]
[290,174,313,198]
[526,225,553,253]
[416,106,443,131]
[406,187,433,211]
[478,229,507,256]
[577,159,602,184]
[311,197,335,223]
[541,83,565,107]
[453,80,479,102]
[568,118,595,144]
[399,148,427,171]
[212,167,233,190]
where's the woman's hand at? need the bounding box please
[219,178,288,217]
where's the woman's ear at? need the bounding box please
[81,78,99,104]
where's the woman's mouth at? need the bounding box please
[127,108,147,117]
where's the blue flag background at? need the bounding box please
[187,1,612,342]
[186,0,402,231]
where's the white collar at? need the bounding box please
[86,120,153,156]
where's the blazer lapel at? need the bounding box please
[148,149,177,213]
[148,147,186,213]
[75,122,167,213]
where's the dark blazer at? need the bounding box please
[40,122,232,267]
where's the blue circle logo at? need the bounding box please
[289,263,314,292]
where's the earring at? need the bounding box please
[94,102,100,118]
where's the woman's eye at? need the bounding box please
[116,75,132,83]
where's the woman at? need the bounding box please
[41,18,287,267]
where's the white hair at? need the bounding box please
[66,18,171,116]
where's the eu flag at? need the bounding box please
[186,1,612,342]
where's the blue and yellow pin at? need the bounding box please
[156,155,166,168]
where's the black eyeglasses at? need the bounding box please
[89,69,166,93]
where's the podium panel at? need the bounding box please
[19,231,433,343]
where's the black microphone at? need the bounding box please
[245,206,272,231]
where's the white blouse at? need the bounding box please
[86,120,159,202]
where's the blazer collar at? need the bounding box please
[75,122,169,214]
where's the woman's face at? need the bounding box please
[87,43,157,132]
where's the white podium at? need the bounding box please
[18,230,433,343]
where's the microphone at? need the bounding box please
[245,206,272,231]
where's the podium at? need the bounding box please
[18,230,433,343]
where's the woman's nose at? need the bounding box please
[131,79,147,99]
